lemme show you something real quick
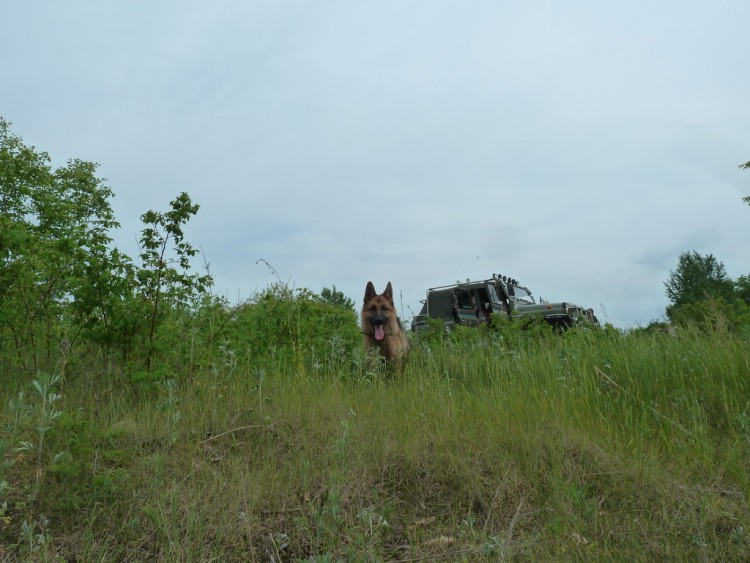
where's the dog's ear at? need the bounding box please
[364,281,377,302]
[383,282,394,302]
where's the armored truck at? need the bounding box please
[411,273,599,332]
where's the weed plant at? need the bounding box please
[1,323,749,561]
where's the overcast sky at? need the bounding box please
[3,1,749,328]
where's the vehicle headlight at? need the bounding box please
[566,306,580,320]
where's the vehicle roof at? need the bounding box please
[426,279,496,292]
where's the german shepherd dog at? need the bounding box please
[361,281,410,370]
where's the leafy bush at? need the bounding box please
[669,298,750,338]
[224,283,361,373]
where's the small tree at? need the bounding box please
[135,192,213,370]
[320,285,355,311]
[0,119,124,372]
[664,251,734,309]
[735,275,750,307]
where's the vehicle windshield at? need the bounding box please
[510,285,534,304]
[487,284,502,305]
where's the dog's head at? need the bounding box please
[363,281,395,341]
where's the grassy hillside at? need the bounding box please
[2,325,750,561]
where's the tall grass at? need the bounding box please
[1,326,749,560]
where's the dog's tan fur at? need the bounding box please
[361,281,409,370]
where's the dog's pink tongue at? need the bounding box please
[374,325,385,341]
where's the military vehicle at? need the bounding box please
[410,273,599,332]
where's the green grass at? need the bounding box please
[2,326,750,561]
